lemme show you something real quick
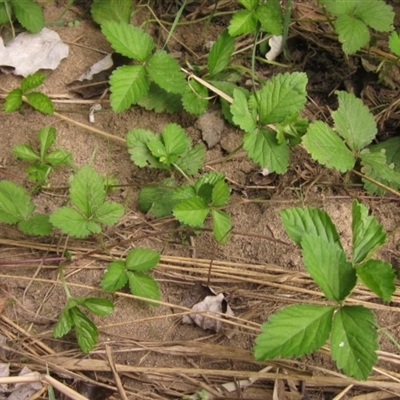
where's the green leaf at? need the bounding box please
[182,79,208,115]
[4,88,22,112]
[95,201,124,225]
[320,0,357,15]
[25,92,54,114]
[109,65,149,112]
[0,3,8,24]
[21,73,45,93]
[256,0,283,35]
[13,0,44,33]
[101,261,128,291]
[211,209,231,244]
[302,121,355,172]
[301,235,356,301]
[352,200,386,264]
[127,272,160,304]
[91,0,132,24]
[53,308,73,338]
[208,29,235,77]
[0,181,35,224]
[231,89,257,133]
[175,143,205,176]
[212,180,230,207]
[71,307,98,353]
[162,123,191,159]
[38,127,56,158]
[126,247,160,272]
[332,91,377,150]
[101,22,153,62]
[331,305,378,380]
[355,0,394,32]
[137,82,183,113]
[12,144,40,162]
[243,129,290,173]
[254,305,335,360]
[256,72,307,124]
[238,0,258,10]
[50,207,97,238]
[369,137,400,165]
[18,214,53,236]
[194,172,225,193]
[173,196,210,227]
[126,128,162,168]
[389,32,400,57]
[79,298,114,316]
[146,50,187,94]
[356,260,396,301]
[228,9,258,36]
[69,165,106,217]
[26,163,50,184]
[280,206,341,247]
[334,15,369,54]
[45,149,72,166]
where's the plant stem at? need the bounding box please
[58,264,71,299]
[351,170,400,198]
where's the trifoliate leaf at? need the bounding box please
[138,83,183,113]
[146,50,187,94]
[25,92,54,115]
[109,65,149,112]
[208,29,235,77]
[4,88,22,113]
[301,234,356,301]
[53,308,73,338]
[356,259,395,301]
[211,209,231,244]
[21,73,45,93]
[127,272,160,304]
[12,144,40,162]
[389,32,400,57]
[50,207,96,238]
[243,129,290,173]
[69,165,106,217]
[355,0,394,32]
[13,0,44,33]
[0,181,35,224]
[126,247,160,272]
[351,200,386,264]
[331,305,378,380]
[101,22,153,62]
[254,304,335,360]
[91,0,132,24]
[280,206,341,247]
[175,143,205,176]
[79,297,114,316]
[94,201,124,225]
[182,79,208,115]
[332,91,377,150]
[228,9,258,36]
[71,307,98,353]
[256,72,307,124]
[335,14,370,54]
[126,128,163,168]
[302,121,355,172]
[256,0,283,35]
[38,126,56,158]
[212,180,230,207]
[101,261,128,291]
[231,89,257,133]
[173,196,209,227]
[18,214,53,236]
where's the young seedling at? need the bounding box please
[319,0,394,54]
[302,90,400,194]
[254,200,396,380]
[53,265,114,353]
[101,247,161,304]
[0,0,44,33]
[12,126,73,187]
[50,165,124,238]
[4,73,54,115]
[0,180,53,236]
